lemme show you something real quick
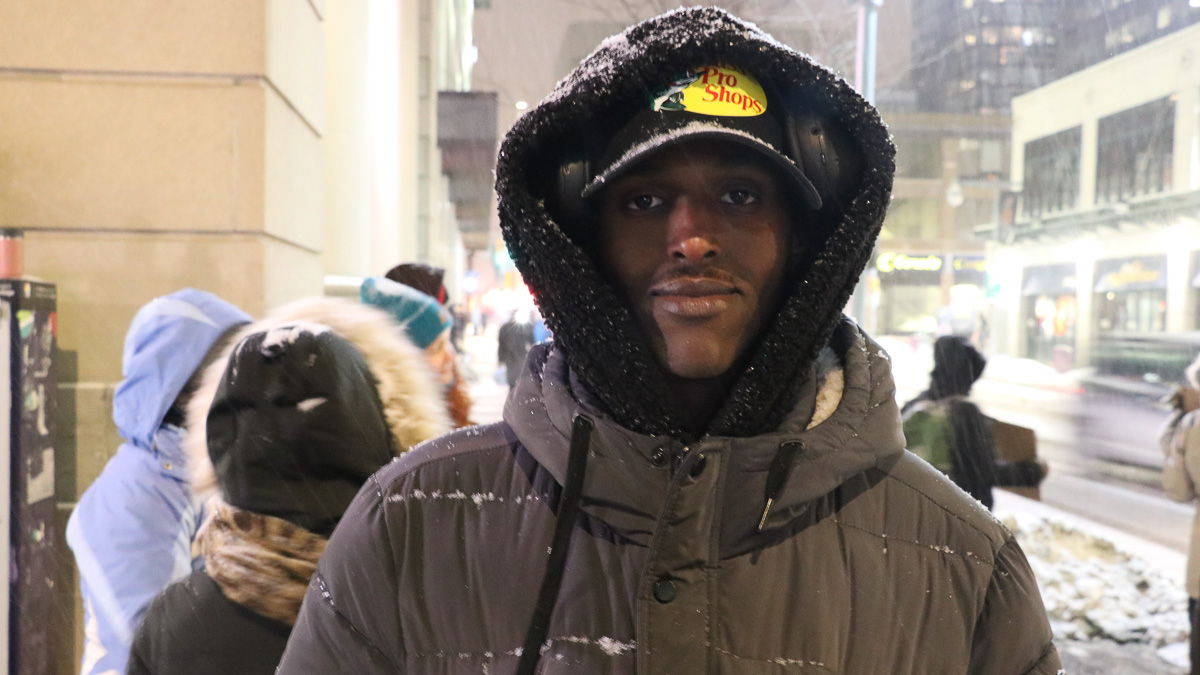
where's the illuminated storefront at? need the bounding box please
[1093,255,1167,334]
[873,252,988,336]
[874,252,944,334]
[1021,263,1078,365]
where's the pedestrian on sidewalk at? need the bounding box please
[278,8,1060,673]
[128,298,451,674]
[361,274,474,428]
[1160,353,1200,675]
[901,335,1047,510]
[497,309,535,388]
[65,289,250,675]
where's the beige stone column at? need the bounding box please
[0,2,326,669]
[324,0,372,276]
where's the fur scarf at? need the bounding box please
[196,500,326,626]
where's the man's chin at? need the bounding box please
[660,347,736,380]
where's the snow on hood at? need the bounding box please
[112,289,250,448]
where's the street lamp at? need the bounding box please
[848,0,883,326]
[849,0,884,104]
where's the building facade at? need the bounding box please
[1056,0,1200,80]
[0,1,480,670]
[910,0,1061,113]
[988,22,1200,368]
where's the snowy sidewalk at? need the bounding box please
[995,490,1189,673]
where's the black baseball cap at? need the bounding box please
[579,64,822,210]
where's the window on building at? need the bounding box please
[955,197,995,238]
[1022,126,1081,219]
[884,197,943,240]
[893,135,944,179]
[1095,97,1175,204]
[958,137,1008,180]
[1158,6,1173,30]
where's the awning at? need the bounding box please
[1093,255,1167,293]
[1021,264,1076,297]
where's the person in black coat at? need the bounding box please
[127,300,451,675]
[902,335,1045,510]
[497,312,536,388]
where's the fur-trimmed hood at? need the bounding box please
[496,7,895,440]
[187,297,452,499]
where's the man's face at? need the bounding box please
[596,141,793,379]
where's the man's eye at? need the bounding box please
[719,188,759,206]
[626,194,664,210]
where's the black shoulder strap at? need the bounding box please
[515,414,594,674]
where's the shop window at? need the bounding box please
[1022,127,1081,219]
[1095,290,1167,333]
[1021,263,1078,364]
[1025,294,1077,365]
[1095,97,1175,204]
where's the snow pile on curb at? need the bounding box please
[1003,512,1189,646]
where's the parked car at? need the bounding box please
[1073,331,1200,470]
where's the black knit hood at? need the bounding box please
[496,7,895,439]
[206,326,398,537]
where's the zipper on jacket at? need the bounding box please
[516,414,593,675]
[757,440,805,531]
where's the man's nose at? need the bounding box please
[667,198,720,261]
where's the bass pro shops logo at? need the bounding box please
[649,66,768,117]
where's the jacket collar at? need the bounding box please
[504,319,906,543]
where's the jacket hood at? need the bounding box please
[113,289,251,448]
[187,297,452,499]
[504,319,906,543]
[496,7,895,439]
[205,326,395,535]
[929,335,986,399]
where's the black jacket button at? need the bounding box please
[689,453,707,477]
[653,577,677,603]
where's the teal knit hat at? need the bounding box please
[360,276,451,349]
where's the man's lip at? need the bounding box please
[650,277,738,298]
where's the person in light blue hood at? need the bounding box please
[66,289,250,675]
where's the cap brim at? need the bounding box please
[579,126,823,210]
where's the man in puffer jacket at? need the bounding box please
[127,299,451,674]
[280,8,1061,673]
[65,289,249,675]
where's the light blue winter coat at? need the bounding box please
[65,289,250,675]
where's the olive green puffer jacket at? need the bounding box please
[279,323,1060,674]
